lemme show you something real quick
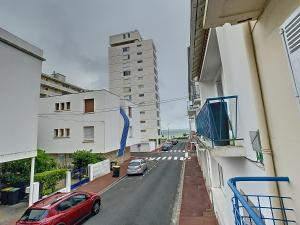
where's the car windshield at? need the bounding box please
[20,209,48,221]
[129,162,140,166]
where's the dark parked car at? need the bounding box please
[16,191,101,225]
[171,139,178,145]
[161,142,172,151]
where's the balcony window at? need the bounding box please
[123,47,129,52]
[60,103,65,111]
[55,103,59,111]
[123,70,131,76]
[66,102,70,110]
[65,128,70,137]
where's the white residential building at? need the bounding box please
[189,1,300,225]
[0,27,44,205]
[38,90,141,164]
[40,72,86,97]
[108,30,160,145]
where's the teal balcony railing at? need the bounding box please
[196,95,240,147]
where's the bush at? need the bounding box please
[72,150,105,169]
[35,169,66,196]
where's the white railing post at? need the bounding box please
[88,164,94,182]
[65,171,71,192]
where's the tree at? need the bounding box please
[72,150,106,169]
[35,149,57,173]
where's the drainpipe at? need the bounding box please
[245,21,282,213]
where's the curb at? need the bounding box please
[170,160,185,225]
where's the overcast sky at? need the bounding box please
[0,0,190,130]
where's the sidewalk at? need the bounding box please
[179,154,218,225]
[77,159,130,193]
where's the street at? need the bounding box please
[84,141,187,225]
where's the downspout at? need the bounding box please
[245,21,281,207]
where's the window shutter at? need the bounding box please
[84,126,94,140]
[282,7,300,99]
[84,99,94,113]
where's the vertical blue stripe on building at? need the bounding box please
[117,107,130,157]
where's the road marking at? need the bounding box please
[162,156,167,160]
[149,157,154,161]
[170,150,173,152]
[156,157,161,161]
[174,150,177,152]
[185,153,188,158]
[178,150,181,153]
[174,156,178,160]
[145,157,149,160]
[183,150,185,153]
[168,156,172,160]
[180,157,184,161]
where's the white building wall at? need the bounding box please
[38,90,141,154]
[0,27,43,163]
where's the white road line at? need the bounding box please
[168,156,172,160]
[174,156,178,160]
[162,156,167,160]
[170,150,173,152]
[180,157,184,161]
[183,150,186,153]
[174,150,177,152]
[149,157,154,161]
[185,153,188,158]
[145,157,149,160]
[156,157,161,161]
[178,150,181,153]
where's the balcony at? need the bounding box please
[228,177,296,225]
[196,95,241,148]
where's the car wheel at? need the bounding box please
[56,223,66,225]
[92,200,101,215]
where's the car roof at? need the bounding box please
[130,159,143,162]
[31,191,91,209]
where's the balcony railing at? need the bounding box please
[196,95,239,147]
[228,177,296,225]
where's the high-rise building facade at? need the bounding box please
[109,30,160,142]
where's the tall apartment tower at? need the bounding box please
[109,30,160,143]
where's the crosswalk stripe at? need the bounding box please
[174,156,178,160]
[185,153,188,158]
[149,158,154,161]
[170,150,173,152]
[168,156,172,160]
[162,157,167,160]
[174,150,177,152]
[180,157,184,161]
[156,157,161,160]
[145,157,149,160]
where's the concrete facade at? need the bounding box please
[0,27,44,163]
[37,90,141,163]
[189,1,300,224]
[40,72,86,97]
[108,30,160,143]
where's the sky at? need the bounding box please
[0,0,190,130]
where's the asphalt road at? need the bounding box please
[84,141,187,225]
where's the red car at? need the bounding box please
[16,191,101,225]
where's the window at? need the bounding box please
[137,44,142,47]
[124,87,131,93]
[157,111,160,117]
[157,120,160,126]
[128,33,130,38]
[139,93,144,97]
[140,120,146,123]
[138,68,143,71]
[60,129,64,137]
[72,194,87,205]
[140,111,145,115]
[60,103,65,111]
[65,128,70,137]
[282,9,300,104]
[123,47,129,52]
[138,85,144,89]
[123,34,126,39]
[156,93,159,100]
[123,55,130,60]
[128,106,132,118]
[20,209,48,222]
[84,99,94,113]
[137,60,143,63]
[137,52,142,55]
[54,129,59,138]
[124,95,132,101]
[129,126,133,138]
[218,164,224,187]
[66,102,70,110]
[56,198,73,211]
[141,129,146,132]
[138,76,143,80]
[158,129,160,136]
[156,102,159,109]
[83,126,94,142]
[55,103,59,111]
[123,71,131,76]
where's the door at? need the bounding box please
[71,194,91,220]
[55,197,78,225]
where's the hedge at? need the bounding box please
[35,169,67,196]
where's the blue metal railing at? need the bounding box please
[117,107,130,157]
[196,95,239,147]
[228,177,296,225]
[71,167,89,190]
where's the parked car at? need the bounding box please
[127,159,147,175]
[171,139,178,145]
[161,142,172,151]
[16,191,101,225]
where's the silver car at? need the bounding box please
[127,159,147,175]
